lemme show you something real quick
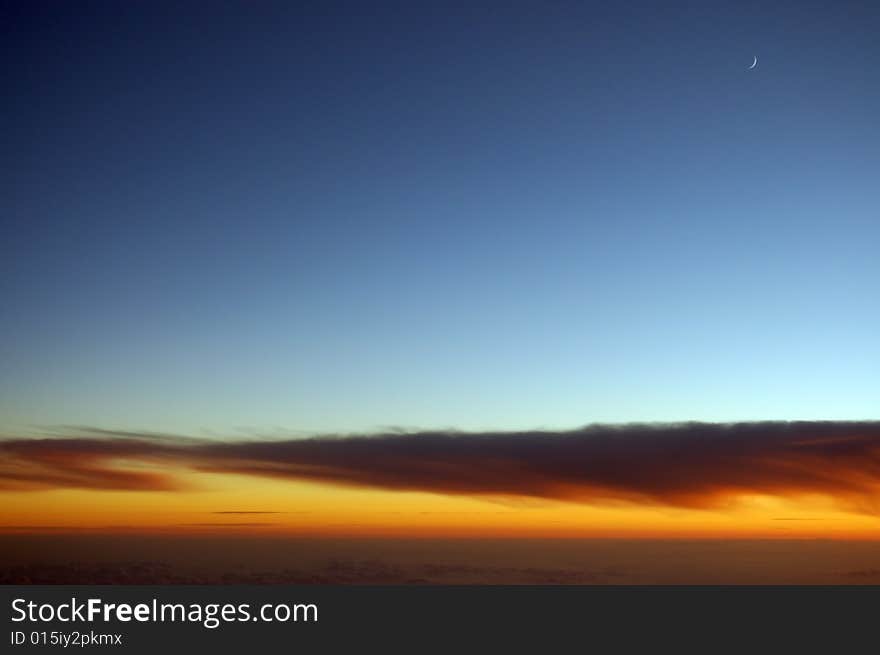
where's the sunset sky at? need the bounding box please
[4,422,880,540]
[3,1,879,552]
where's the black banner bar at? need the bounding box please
[2,585,876,652]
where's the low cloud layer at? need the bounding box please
[3,421,880,512]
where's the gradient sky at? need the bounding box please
[3,1,878,436]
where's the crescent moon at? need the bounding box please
[748,56,757,69]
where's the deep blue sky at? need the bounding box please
[3,1,878,435]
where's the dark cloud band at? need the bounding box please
[2,421,880,512]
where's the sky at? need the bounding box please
[3,1,877,435]
[1,3,879,551]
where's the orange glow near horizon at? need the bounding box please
[3,470,880,540]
